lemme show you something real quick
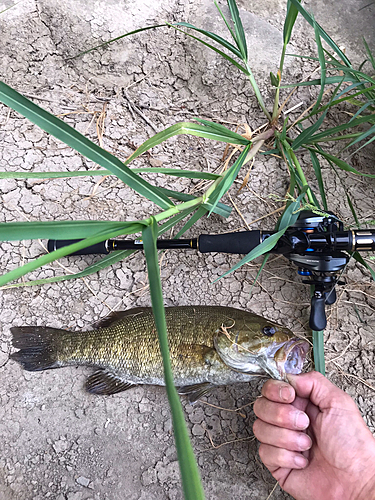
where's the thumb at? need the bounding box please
[286,371,353,411]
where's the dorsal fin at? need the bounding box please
[85,369,135,395]
[91,307,150,329]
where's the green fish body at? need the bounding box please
[10,306,309,402]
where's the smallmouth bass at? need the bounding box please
[10,306,309,403]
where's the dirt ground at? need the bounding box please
[0,1,374,499]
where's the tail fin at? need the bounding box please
[10,326,64,371]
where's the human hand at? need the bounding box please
[253,371,375,500]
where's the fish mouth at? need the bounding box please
[214,332,310,381]
[274,339,310,379]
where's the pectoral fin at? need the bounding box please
[86,370,135,395]
[177,382,214,404]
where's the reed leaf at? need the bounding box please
[126,121,250,166]
[0,168,221,181]
[0,250,135,289]
[0,220,137,241]
[70,25,165,60]
[309,150,327,210]
[165,23,249,75]
[142,218,205,500]
[157,188,232,218]
[283,0,301,45]
[309,148,375,178]
[206,143,252,216]
[311,17,326,114]
[173,22,242,58]
[227,0,248,61]
[363,37,375,71]
[312,328,325,375]
[215,189,307,281]
[175,206,209,238]
[288,0,351,66]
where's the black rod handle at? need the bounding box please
[47,239,110,255]
[47,238,197,256]
[198,231,263,254]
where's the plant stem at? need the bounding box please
[289,149,315,205]
[272,42,287,123]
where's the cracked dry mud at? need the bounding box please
[0,1,374,499]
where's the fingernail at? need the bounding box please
[294,455,308,468]
[295,411,309,429]
[280,385,293,402]
[298,433,312,451]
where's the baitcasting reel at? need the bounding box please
[48,210,375,332]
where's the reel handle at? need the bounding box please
[310,292,327,331]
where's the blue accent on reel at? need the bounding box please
[298,269,312,276]
[305,248,314,252]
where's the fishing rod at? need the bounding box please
[48,210,375,331]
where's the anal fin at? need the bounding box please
[177,382,214,404]
[86,370,135,395]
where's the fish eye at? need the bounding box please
[262,326,276,337]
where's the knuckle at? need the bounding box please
[274,405,287,426]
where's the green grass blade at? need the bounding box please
[158,207,199,235]
[301,114,375,144]
[166,23,249,75]
[173,22,242,58]
[214,0,237,43]
[283,0,301,44]
[0,220,137,241]
[0,1,21,14]
[142,219,205,500]
[126,122,250,166]
[206,143,252,216]
[0,223,144,287]
[349,102,374,123]
[363,37,375,71]
[248,253,270,296]
[214,228,288,281]
[312,328,325,375]
[0,167,221,181]
[352,252,375,281]
[310,148,375,178]
[347,194,360,227]
[0,81,173,210]
[311,17,326,114]
[215,189,308,281]
[327,65,375,85]
[192,118,245,139]
[227,0,248,61]
[3,209,199,289]
[70,25,165,59]
[292,111,327,150]
[345,123,375,149]
[309,150,327,210]
[157,187,232,218]
[281,75,355,88]
[345,133,375,158]
[175,206,208,238]
[0,250,136,289]
[288,0,351,66]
